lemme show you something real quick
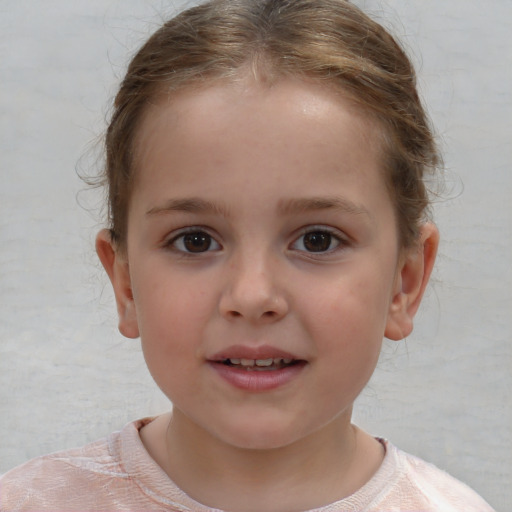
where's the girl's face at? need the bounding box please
[105,78,424,450]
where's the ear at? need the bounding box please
[385,222,439,341]
[95,229,140,339]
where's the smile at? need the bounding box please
[208,345,307,391]
[209,357,306,392]
[222,358,296,370]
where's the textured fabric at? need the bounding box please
[1,418,495,512]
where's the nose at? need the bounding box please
[218,250,289,323]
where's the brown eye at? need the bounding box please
[292,230,341,253]
[172,231,220,253]
[303,232,332,252]
[183,233,211,252]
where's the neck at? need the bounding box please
[141,409,384,512]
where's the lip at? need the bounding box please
[207,344,306,392]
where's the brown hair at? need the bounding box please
[104,0,440,250]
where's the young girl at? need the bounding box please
[1,0,496,510]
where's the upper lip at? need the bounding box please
[209,344,302,362]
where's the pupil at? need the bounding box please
[183,233,211,252]
[304,232,331,252]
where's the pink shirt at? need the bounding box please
[1,418,495,511]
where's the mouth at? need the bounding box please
[220,357,301,371]
[208,346,307,391]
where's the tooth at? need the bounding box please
[272,358,293,365]
[240,359,255,366]
[255,358,273,367]
[229,358,241,365]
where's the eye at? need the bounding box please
[292,229,342,253]
[170,230,221,253]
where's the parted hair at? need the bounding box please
[104,0,440,249]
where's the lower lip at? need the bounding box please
[209,361,306,392]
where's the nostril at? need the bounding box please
[220,292,288,322]
[227,309,278,320]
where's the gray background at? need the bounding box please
[0,1,510,510]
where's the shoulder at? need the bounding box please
[0,417,198,512]
[372,441,496,512]
[0,430,128,511]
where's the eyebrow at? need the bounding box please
[146,196,370,218]
[146,198,229,217]
[277,197,371,217]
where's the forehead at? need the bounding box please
[134,75,383,169]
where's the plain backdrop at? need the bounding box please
[0,1,510,510]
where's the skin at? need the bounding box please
[97,77,438,512]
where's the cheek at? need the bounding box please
[135,284,208,399]
[133,259,211,315]
[307,286,385,404]
[301,272,390,358]
[131,266,216,360]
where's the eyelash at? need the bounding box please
[165,228,221,255]
[290,226,348,255]
[164,226,348,256]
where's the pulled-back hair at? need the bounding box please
[104,0,440,249]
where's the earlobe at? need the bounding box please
[95,229,140,339]
[385,222,439,341]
